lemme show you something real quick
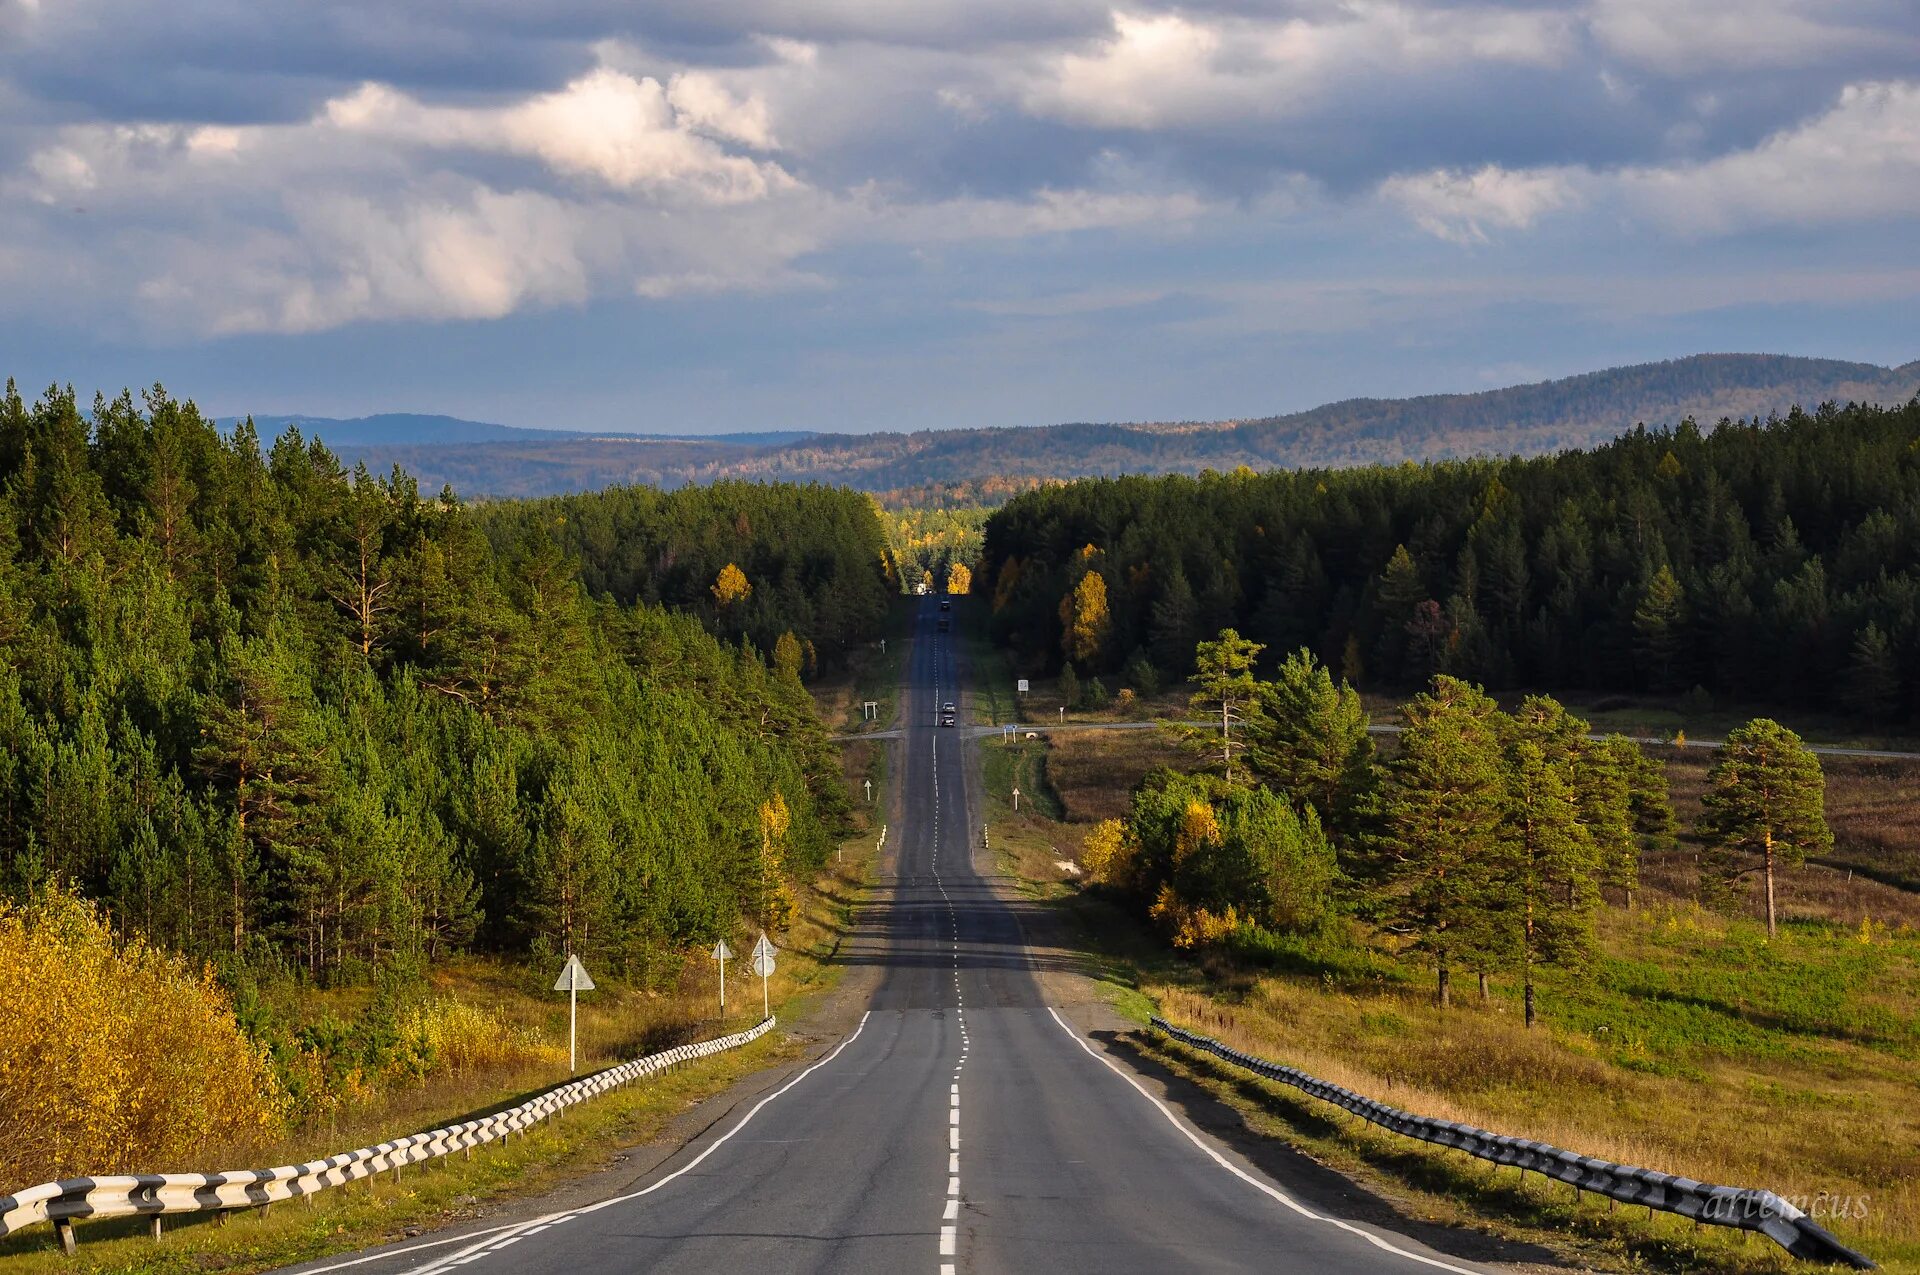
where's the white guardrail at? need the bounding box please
[0,1015,776,1255]
[1151,1018,1875,1269]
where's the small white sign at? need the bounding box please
[552,953,596,992]
[750,933,777,977]
[1017,679,1030,694]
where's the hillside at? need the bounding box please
[270,354,1918,499]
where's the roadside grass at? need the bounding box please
[0,833,881,1273]
[991,729,1920,1272]
[813,597,913,731]
[958,610,1020,725]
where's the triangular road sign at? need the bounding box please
[712,939,734,961]
[552,953,595,992]
[751,933,776,961]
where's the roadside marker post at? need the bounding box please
[711,939,733,1016]
[864,778,873,802]
[552,954,596,1075]
[751,933,777,1021]
[1012,785,1021,812]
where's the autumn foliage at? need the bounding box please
[0,890,285,1186]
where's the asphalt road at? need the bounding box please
[281,600,1498,1275]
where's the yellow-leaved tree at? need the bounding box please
[0,890,286,1184]
[758,794,798,932]
[1080,818,1134,888]
[946,561,973,595]
[1059,571,1110,666]
[712,563,752,608]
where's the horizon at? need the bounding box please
[4,1,1918,432]
[192,348,1920,439]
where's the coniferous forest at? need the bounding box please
[0,382,884,986]
[982,398,1920,722]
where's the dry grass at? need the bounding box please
[1045,729,1194,823]
[1008,727,1920,1270]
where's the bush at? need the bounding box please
[0,890,285,1185]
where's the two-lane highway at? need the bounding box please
[285,600,1496,1275]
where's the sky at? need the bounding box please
[2,0,1918,433]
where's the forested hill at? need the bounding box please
[304,353,1918,498]
[980,397,1920,724]
[0,381,877,984]
[474,482,893,664]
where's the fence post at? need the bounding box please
[52,1216,76,1256]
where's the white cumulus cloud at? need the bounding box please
[1381,164,1579,243]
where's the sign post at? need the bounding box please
[551,954,596,1075]
[1012,785,1021,812]
[711,939,733,1017]
[750,933,777,1021]
[1017,679,1029,695]
[863,778,873,803]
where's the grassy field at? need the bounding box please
[998,723,1920,1273]
[0,830,881,1272]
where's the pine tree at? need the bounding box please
[1373,676,1507,1007]
[1842,623,1900,721]
[1696,718,1832,937]
[1633,565,1688,691]
[1189,628,1264,781]
[1245,648,1373,838]
[1499,707,1601,1027]
[1149,566,1198,672]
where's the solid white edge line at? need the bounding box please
[1043,1008,1485,1275]
[310,1012,876,1275]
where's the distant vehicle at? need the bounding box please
[944,702,956,713]
[940,599,951,611]
[942,714,956,727]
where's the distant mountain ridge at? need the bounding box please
[213,412,812,451]
[241,353,1920,499]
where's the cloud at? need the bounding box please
[1622,80,1920,232]
[1019,4,1573,130]
[1380,164,1579,243]
[325,69,793,202]
[1590,0,1913,73]
[1384,79,1920,242]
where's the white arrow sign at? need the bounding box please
[711,940,732,1015]
[552,954,595,1074]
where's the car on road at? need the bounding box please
[941,713,956,727]
[939,599,951,611]
[943,701,956,713]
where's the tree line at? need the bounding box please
[475,479,893,666]
[0,382,855,986]
[1089,636,1832,1022]
[982,397,1920,722]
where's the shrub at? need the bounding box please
[0,890,285,1185]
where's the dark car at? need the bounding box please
[941,714,956,727]
[939,599,951,611]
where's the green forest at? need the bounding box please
[476,479,892,662]
[982,397,1920,722]
[0,382,873,987]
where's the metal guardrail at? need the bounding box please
[1150,1017,1875,1269]
[0,1015,776,1254]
